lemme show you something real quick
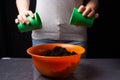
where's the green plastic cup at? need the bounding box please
[18,12,42,32]
[69,8,94,27]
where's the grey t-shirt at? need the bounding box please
[32,0,87,42]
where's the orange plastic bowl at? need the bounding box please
[27,43,85,78]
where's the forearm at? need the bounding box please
[16,0,30,14]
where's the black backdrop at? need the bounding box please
[0,0,36,58]
[87,0,120,58]
[0,0,119,58]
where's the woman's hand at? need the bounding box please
[15,10,34,24]
[78,5,99,19]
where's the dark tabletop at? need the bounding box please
[0,58,120,80]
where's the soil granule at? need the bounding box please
[41,46,77,56]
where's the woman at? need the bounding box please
[15,0,99,58]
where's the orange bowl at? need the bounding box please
[27,43,85,78]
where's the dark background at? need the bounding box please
[0,0,36,58]
[0,0,119,58]
[87,1,120,58]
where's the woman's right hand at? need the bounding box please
[15,10,34,24]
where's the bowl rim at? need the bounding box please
[27,43,85,58]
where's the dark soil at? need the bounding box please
[41,46,77,56]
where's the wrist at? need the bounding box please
[18,10,29,15]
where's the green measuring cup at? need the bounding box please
[18,12,42,32]
[69,8,94,27]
